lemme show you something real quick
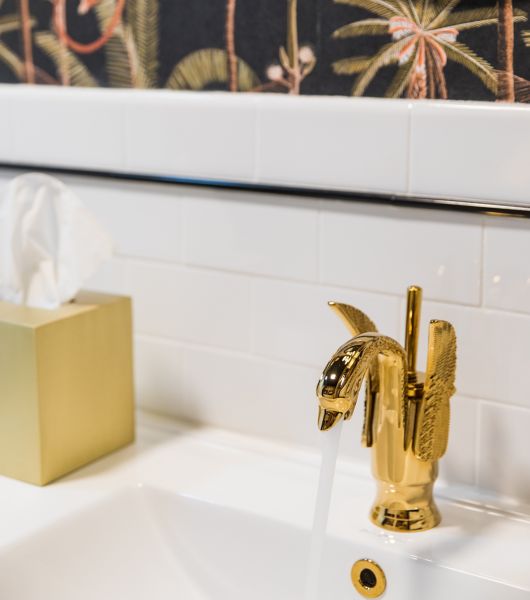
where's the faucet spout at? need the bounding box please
[316,332,406,434]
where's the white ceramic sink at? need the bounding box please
[0,414,528,599]
[0,484,528,599]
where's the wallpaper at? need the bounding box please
[0,0,529,102]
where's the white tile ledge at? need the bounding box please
[1,84,530,207]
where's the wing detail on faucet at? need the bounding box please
[414,320,457,461]
[328,301,378,336]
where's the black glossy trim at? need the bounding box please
[0,163,529,219]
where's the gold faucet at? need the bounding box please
[316,286,456,532]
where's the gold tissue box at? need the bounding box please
[0,291,135,485]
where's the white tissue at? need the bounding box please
[0,173,113,309]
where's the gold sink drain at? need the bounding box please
[351,559,386,598]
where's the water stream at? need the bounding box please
[304,421,343,600]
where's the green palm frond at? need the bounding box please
[127,0,159,88]
[405,0,420,23]
[95,0,133,88]
[334,0,403,20]
[385,57,415,97]
[428,0,462,29]
[166,49,260,91]
[390,0,413,20]
[0,40,23,78]
[35,32,97,87]
[439,39,496,93]
[0,14,31,35]
[351,38,409,96]
[333,19,389,39]
[441,7,526,31]
[332,56,372,74]
[420,0,436,26]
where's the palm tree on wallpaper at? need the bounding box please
[508,29,530,102]
[226,0,238,91]
[263,0,316,94]
[0,3,57,84]
[19,0,34,83]
[497,0,515,101]
[332,0,525,99]
[34,0,160,88]
[165,0,259,91]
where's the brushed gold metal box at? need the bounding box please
[0,291,135,485]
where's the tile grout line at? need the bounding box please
[135,331,319,372]
[109,251,530,319]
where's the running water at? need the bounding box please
[304,421,343,600]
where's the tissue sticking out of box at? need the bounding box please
[0,173,113,309]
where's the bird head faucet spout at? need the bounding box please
[316,286,457,533]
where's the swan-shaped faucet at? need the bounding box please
[316,286,457,532]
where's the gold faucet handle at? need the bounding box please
[414,319,457,461]
[404,285,422,378]
[328,301,378,336]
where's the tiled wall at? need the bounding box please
[2,168,529,507]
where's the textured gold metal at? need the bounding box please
[414,319,457,461]
[0,291,135,485]
[328,301,377,336]
[350,559,387,598]
[316,285,457,532]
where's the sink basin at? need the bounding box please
[0,483,528,600]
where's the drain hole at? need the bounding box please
[359,568,377,589]
[351,558,386,597]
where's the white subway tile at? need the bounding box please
[127,261,250,351]
[438,395,478,487]
[10,87,125,171]
[251,279,400,367]
[134,336,188,418]
[483,217,530,314]
[125,91,257,182]
[320,202,482,305]
[257,96,409,194]
[135,336,320,447]
[183,190,318,281]
[184,346,319,446]
[478,402,530,504]
[64,176,183,263]
[84,257,130,296]
[417,302,530,410]
[410,101,530,205]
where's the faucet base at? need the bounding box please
[370,481,441,532]
[371,503,441,532]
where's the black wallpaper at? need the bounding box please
[0,1,529,102]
